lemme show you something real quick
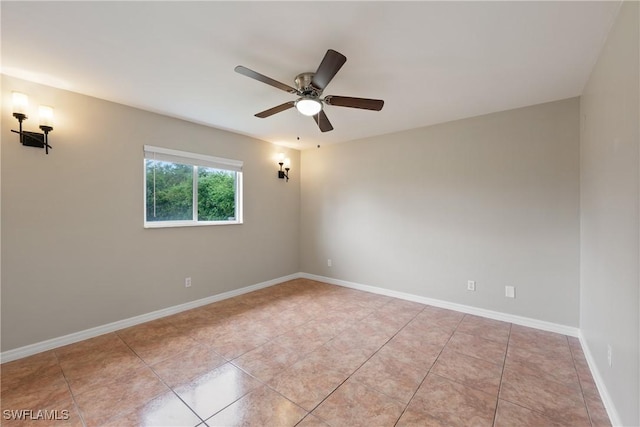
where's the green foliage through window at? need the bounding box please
[146,161,193,221]
[145,158,240,225]
[198,168,236,221]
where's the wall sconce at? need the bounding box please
[277,153,290,182]
[11,92,54,154]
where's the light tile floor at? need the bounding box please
[1,279,611,426]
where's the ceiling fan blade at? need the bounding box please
[311,49,347,91]
[235,65,299,94]
[313,110,334,132]
[255,101,295,118]
[324,95,384,111]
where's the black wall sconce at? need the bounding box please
[277,153,291,182]
[11,92,54,154]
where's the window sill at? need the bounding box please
[144,220,243,229]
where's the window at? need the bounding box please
[144,145,243,227]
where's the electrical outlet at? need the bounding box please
[505,286,515,298]
[607,344,612,367]
[327,259,332,267]
[185,277,192,288]
[467,280,476,291]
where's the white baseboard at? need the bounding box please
[0,273,300,364]
[579,332,622,426]
[299,272,580,337]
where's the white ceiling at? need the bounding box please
[1,1,621,150]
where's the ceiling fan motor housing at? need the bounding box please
[295,73,322,97]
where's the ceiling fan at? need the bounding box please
[235,49,384,133]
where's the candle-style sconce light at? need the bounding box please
[11,92,54,154]
[277,153,290,182]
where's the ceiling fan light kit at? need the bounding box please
[235,49,384,133]
[295,98,322,116]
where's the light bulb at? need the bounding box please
[39,105,54,128]
[295,98,322,116]
[12,92,28,116]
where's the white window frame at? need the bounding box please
[143,145,243,228]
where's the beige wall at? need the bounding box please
[301,98,580,327]
[580,1,639,425]
[1,75,301,351]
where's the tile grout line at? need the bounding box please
[567,336,596,427]
[491,322,513,426]
[113,330,207,426]
[228,367,317,427]
[211,296,408,426]
[289,304,427,426]
[194,290,368,424]
[392,312,464,426]
[441,331,510,368]
[136,327,275,427]
[143,358,208,425]
[200,383,282,426]
[330,309,429,402]
[496,331,595,425]
[52,349,89,427]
